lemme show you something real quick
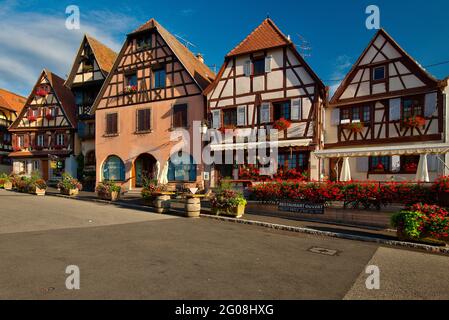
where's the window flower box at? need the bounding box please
[273,117,292,131]
[125,85,138,94]
[344,122,365,133]
[402,115,426,129]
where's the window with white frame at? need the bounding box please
[37,134,45,147]
[56,133,65,146]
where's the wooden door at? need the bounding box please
[41,160,49,181]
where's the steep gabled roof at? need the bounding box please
[330,29,440,105]
[10,69,76,130]
[226,18,291,57]
[65,35,117,88]
[129,18,215,90]
[0,88,26,113]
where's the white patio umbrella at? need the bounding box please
[158,161,169,185]
[416,154,430,182]
[340,157,352,182]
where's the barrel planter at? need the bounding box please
[185,197,201,218]
[3,181,12,190]
[153,193,173,213]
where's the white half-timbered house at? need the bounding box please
[9,69,77,181]
[317,29,449,182]
[204,18,326,183]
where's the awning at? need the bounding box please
[210,139,312,151]
[314,143,449,158]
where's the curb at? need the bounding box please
[47,192,449,256]
[200,214,449,255]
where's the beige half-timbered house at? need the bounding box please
[0,89,26,173]
[317,29,449,182]
[90,19,215,190]
[204,18,326,183]
[9,70,77,181]
[65,35,117,189]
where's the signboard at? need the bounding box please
[278,201,325,215]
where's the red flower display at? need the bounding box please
[273,118,291,131]
[27,115,37,122]
[402,115,426,128]
[125,85,138,93]
[404,162,418,173]
[346,122,364,133]
[35,88,49,97]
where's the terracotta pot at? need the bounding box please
[35,188,46,196]
[3,181,13,190]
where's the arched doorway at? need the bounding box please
[134,153,157,187]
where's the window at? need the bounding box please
[401,155,420,173]
[153,67,166,89]
[36,134,45,147]
[369,156,391,173]
[56,133,65,146]
[273,101,291,121]
[17,135,24,148]
[373,66,386,81]
[253,57,265,76]
[106,113,118,135]
[137,108,152,132]
[168,152,197,182]
[402,96,424,119]
[102,155,125,181]
[137,35,151,50]
[223,108,237,127]
[126,73,137,87]
[278,152,309,171]
[340,105,371,123]
[3,133,11,143]
[172,104,187,128]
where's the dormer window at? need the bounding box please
[373,65,386,81]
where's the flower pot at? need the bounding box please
[35,188,46,196]
[153,195,171,213]
[110,191,119,202]
[184,197,201,218]
[61,188,78,196]
[3,181,12,190]
[213,204,246,218]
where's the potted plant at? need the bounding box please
[402,115,426,129]
[30,179,47,196]
[210,188,247,218]
[0,174,12,190]
[373,162,385,173]
[96,181,122,201]
[57,173,82,196]
[273,117,292,131]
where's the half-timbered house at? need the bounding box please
[0,89,26,173]
[204,18,326,184]
[9,69,77,181]
[65,35,117,189]
[316,29,449,182]
[90,19,215,190]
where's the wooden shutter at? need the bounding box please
[331,109,340,125]
[260,102,270,123]
[291,98,302,120]
[244,61,251,77]
[237,106,246,126]
[106,113,118,134]
[212,110,221,129]
[24,134,29,148]
[265,56,273,73]
[424,92,437,117]
[389,98,401,120]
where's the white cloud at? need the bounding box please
[328,54,353,97]
[0,4,133,96]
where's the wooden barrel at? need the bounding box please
[153,195,171,213]
[185,198,201,218]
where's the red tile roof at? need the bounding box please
[226,18,291,57]
[0,88,26,113]
[86,35,118,76]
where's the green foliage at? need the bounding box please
[57,173,83,191]
[96,181,121,197]
[391,210,425,239]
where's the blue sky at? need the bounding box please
[1,0,449,97]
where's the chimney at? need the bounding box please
[196,53,204,63]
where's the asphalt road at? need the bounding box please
[0,189,448,300]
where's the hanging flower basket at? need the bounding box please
[402,115,426,129]
[346,122,365,133]
[273,118,291,131]
[125,85,138,94]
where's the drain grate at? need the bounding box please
[308,247,340,256]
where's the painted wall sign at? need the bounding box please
[278,201,325,215]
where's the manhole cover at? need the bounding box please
[308,247,339,256]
